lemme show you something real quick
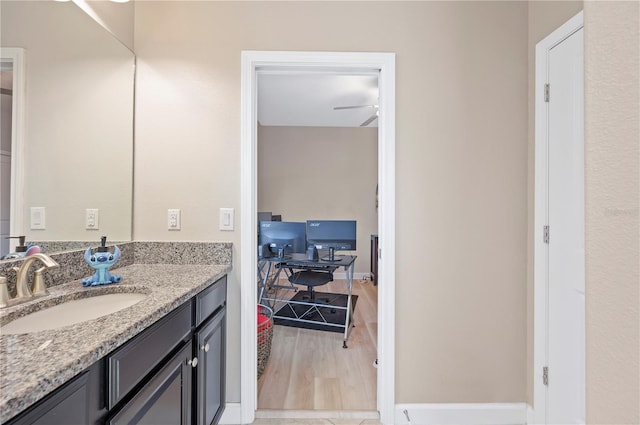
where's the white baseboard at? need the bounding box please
[218,402,243,425]
[394,403,527,425]
[526,403,539,425]
[336,271,370,280]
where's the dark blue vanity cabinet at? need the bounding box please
[106,301,195,425]
[4,361,106,425]
[194,280,227,425]
[6,275,227,425]
[108,341,195,425]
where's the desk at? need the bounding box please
[257,253,357,348]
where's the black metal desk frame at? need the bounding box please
[257,253,357,348]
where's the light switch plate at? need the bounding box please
[30,207,46,230]
[219,208,234,231]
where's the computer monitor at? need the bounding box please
[306,220,357,261]
[259,221,306,257]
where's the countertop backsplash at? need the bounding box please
[0,241,232,296]
[28,241,130,253]
[134,241,233,265]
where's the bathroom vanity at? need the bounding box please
[0,263,229,425]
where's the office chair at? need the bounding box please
[288,269,334,305]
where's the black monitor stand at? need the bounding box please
[321,247,337,262]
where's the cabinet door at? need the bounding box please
[7,361,105,425]
[7,372,90,425]
[108,342,194,425]
[195,307,226,425]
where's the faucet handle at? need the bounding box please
[0,276,9,308]
[32,268,49,296]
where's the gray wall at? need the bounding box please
[584,1,639,422]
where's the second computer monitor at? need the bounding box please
[306,220,357,251]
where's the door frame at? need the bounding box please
[0,48,26,253]
[533,11,584,424]
[240,50,396,424]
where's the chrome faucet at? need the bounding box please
[12,253,60,300]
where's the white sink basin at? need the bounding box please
[1,293,147,335]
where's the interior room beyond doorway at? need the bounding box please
[256,70,379,412]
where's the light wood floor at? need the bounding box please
[257,278,378,411]
[250,419,382,425]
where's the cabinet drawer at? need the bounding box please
[195,276,227,327]
[107,301,192,409]
[107,341,193,425]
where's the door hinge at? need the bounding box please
[543,225,550,244]
[378,248,382,259]
[544,83,550,102]
[543,366,549,386]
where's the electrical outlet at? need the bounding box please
[86,208,99,230]
[168,209,181,230]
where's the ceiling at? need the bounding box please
[257,72,379,128]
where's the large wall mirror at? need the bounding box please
[0,0,135,258]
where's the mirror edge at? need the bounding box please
[0,47,25,253]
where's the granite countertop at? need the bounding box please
[0,263,231,423]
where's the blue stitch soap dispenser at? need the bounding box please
[82,236,122,287]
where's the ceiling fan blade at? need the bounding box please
[333,105,377,110]
[360,114,378,127]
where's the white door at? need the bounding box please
[547,26,585,424]
[534,11,585,425]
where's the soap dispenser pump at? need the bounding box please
[97,236,109,252]
[81,236,122,286]
[2,236,28,259]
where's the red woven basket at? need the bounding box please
[257,304,274,379]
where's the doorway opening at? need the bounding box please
[240,51,396,425]
[255,70,379,412]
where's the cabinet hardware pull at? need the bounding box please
[188,357,198,367]
[201,343,210,352]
